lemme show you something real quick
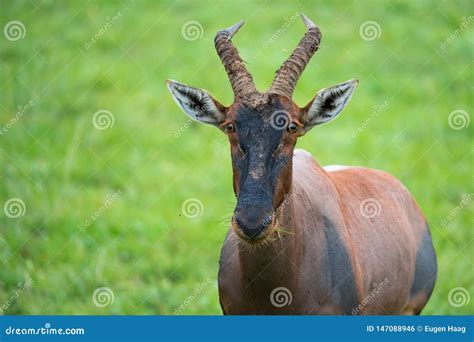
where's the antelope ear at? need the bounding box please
[299,79,358,134]
[166,80,226,126]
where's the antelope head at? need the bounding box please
[167,15,358,243]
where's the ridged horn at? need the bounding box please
[269,14,322,98]
[215,21,257,98]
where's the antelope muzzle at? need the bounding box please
[232,185,274,241]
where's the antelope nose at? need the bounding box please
[234,208,273,239]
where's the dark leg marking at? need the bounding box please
[409,223,438,313]
[322,216,359,314]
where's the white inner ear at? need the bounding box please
[167,80,225,124]
[307,80,358,126]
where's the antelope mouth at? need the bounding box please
[231,216,277,245]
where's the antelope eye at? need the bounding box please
[224,122,235,133]
[287,122,298,133]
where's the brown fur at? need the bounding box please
[219,149,434,314]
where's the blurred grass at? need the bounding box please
[0,0,472,315]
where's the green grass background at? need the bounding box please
[0,0,472,315]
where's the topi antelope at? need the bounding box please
[167,15,437,315]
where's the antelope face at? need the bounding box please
[167,15,357,242]
[225,95,297,242]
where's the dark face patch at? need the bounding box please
[229,97,296,239]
